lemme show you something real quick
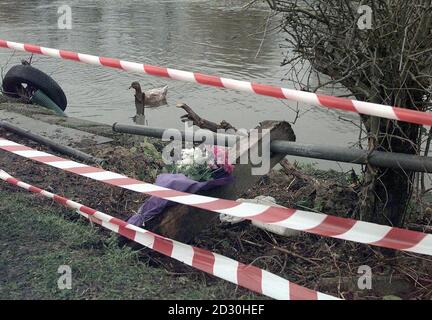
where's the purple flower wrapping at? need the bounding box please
[127,173,234,227]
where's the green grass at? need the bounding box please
[0,191,246,300]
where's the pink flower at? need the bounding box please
[211,146,235,174]
[223,162,235,174]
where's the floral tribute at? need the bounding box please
[165,146,235,181]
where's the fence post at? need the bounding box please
[147,121,296,242]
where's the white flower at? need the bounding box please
[181,148,195,158]
[176,147,214,168]
[179,157,193,166]
[193,149,209,164]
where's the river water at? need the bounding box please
[0,0,359,170]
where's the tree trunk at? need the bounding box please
[359,95,421,226]
[270,0,432,227]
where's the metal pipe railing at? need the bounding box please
[112,123,432,173]
[0,120,104,165]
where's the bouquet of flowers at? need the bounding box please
[128,146,235,226]
[165,146,234,181]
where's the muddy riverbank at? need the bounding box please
[0,0,359,173]
[1,99,431,300]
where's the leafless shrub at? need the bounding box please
[268,0,432,226]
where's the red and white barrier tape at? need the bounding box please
[0,169,339,300]
[1,136,431,256]
[0,39,431,126]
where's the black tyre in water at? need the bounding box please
[2,64,67,110]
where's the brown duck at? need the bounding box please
[129,82,145,115]
[129,81,168,115]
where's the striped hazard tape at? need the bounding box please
[1,136,431,256]
[0,39,431,126]
[0,169,339,300]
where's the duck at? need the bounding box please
[129,82,168,111]
[129,82,145,116]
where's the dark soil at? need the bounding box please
[1,127,431,300]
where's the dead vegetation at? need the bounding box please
[267,0,432,228]
[1,127,431,299]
